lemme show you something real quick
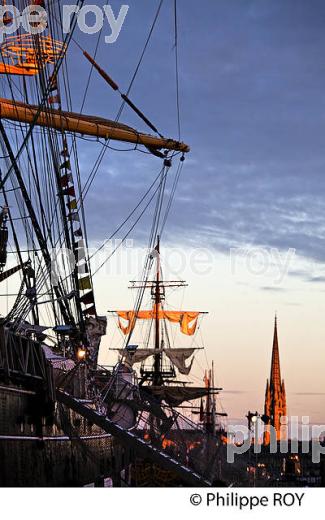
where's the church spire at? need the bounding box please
[270,314,281,387]
[263,315,287,445]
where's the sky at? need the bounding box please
[2,0,325,428]
[70,0,325,427]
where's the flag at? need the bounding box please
[60,148,69,158]
[60,173,73,187]
[75,248,86,262]
[80,291,94,305]
[48,94,60,105]
[3,14,12,26]
[150,243,160,260]
[77,263,89,274]
[68,213,80,222]
[66,199,77,210]
[32,0,46,7]
[62,186,75,197]
[60,160,71,170]
[48,73,58,92]
[73,228,83,237]
[74,239,85,249]
[78,276,91,291]
[83,305,96,316]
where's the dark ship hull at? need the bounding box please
[0,383,117,486]
[0,326,122,487]
[0,324,222,487]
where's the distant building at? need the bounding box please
[263,316,287,445]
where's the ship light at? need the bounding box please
[77,348,86,360]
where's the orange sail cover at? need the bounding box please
[117,306,200,336]
[0,35,66,76]
[0,63,38,76]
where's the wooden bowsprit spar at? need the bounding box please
[56,389,212,487]
[0,97,190,154]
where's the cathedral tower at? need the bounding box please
[263,316,287,445]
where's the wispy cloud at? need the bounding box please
[293,392,325,396]
[260,286,286,292]
[222,390,249,395]
[58,0,325,284]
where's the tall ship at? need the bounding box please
[108,236,228,485]
[0,1,226,486]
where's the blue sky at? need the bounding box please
[64,0,325,267]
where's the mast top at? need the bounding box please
[0,35,66,76]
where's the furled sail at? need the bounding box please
[164,348,195,375]
[117,307,200,336]
[142,386,216,407]
[121,348,158,367]
[113,347,197,374]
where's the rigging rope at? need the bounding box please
[174,0,181,140]
[92,164,168,277]
[90,164,165,262]
[80,0,165,200]
[0,1,86,328]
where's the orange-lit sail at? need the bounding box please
[116,306,200,336]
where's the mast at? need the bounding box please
[153,236,161,385]
[113,241,204,385]
[211,360,217,436]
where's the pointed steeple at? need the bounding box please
[263,315,287,445]
[270,314,281,387]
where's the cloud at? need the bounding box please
[293,392,325,396]
[222,390,249,395]
[260,286,286,292]
[306,276,325,284]
[8,0,322,281]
